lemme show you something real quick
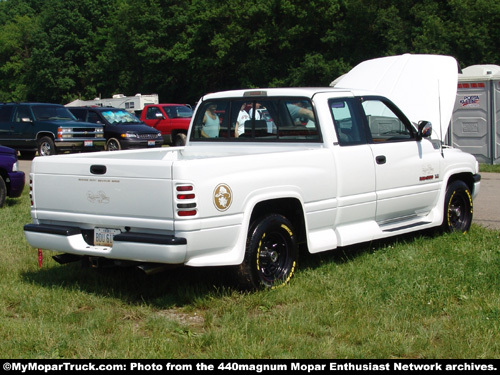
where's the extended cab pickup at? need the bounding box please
[24,55,481,289]
[0,103,105,157]
[141,104,192,146]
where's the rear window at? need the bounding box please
[190,97,320,142]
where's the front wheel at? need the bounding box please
[442,180,473,233]
[38,136,56,156]
[237,214,298,290]
[106,138,121,151]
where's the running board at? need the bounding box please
[381,221,432,233]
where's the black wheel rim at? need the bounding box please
[448,191,469,231]
[257,230,292,285]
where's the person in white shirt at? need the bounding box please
[235,103,250,137]
[248,102,262,120]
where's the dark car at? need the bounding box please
[67,107,163,151]
[0,145,25,207]
[0,103,105,157]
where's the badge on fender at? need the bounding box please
[213,183,233,211]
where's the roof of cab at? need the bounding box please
[201,87,366,100]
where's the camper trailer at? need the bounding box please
[66,94,159,116]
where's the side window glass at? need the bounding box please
[87,112,101,124]
[14,107,32,122]
[0,106,14,122]
[361,100,413,142]
[329,99,366,146]
[145,107,159,120]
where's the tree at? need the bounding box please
[1,0,500,104]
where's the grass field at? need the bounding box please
[480,164,500,173]
[1,187,499,359]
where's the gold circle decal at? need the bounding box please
[213,183,233,211]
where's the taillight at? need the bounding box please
[176,185,197,216]
[30,177,34,206]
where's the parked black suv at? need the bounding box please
[0,103,105,157]
[67,107,163,151]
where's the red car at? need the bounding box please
[141,104,192,146]
[0,146,25,207]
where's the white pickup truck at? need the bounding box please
[24,54,481,289]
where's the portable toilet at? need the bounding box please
[450,64,500,164]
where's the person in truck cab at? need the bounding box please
[287,102,315,125]
[201,104,220,138]
[235,103,250,138]
[248,102,263,120]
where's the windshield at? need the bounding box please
[162,105,193,119]
[32,106,76,121]
[101,110,141,125]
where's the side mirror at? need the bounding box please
[155,112,165,119]
[21,117,33,123]
[417,120,432,141]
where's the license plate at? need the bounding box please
[84,140,93,147]
[148,140,155,146]
[94,228,121,247]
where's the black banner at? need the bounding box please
[1,359,498,374]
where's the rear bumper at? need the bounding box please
[24,224,187,264]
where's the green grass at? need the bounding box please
[1,188,499,359]
[480,163,500,173]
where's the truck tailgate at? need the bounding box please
[30,151,175,230]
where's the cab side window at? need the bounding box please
[0,106,14,122]
[87,112,101,124]
[14,106,32,122]
[329,98,367,146]
[361,99,414,142]
[145,107,162,120]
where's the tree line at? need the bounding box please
[1,0,499,105]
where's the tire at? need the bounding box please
[442,180,473,233]
[174,133,187,146]
[0,176,6,208]
[38,136,56,156]
[237,214,298,290]
[106,138,121,151]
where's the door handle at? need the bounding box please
[376,155,386,164]
[90,165,107,175]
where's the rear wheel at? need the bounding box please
[237,214,298,290]
[38,136,56,156]
[442,180,473,233]
[106,138,121,151]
